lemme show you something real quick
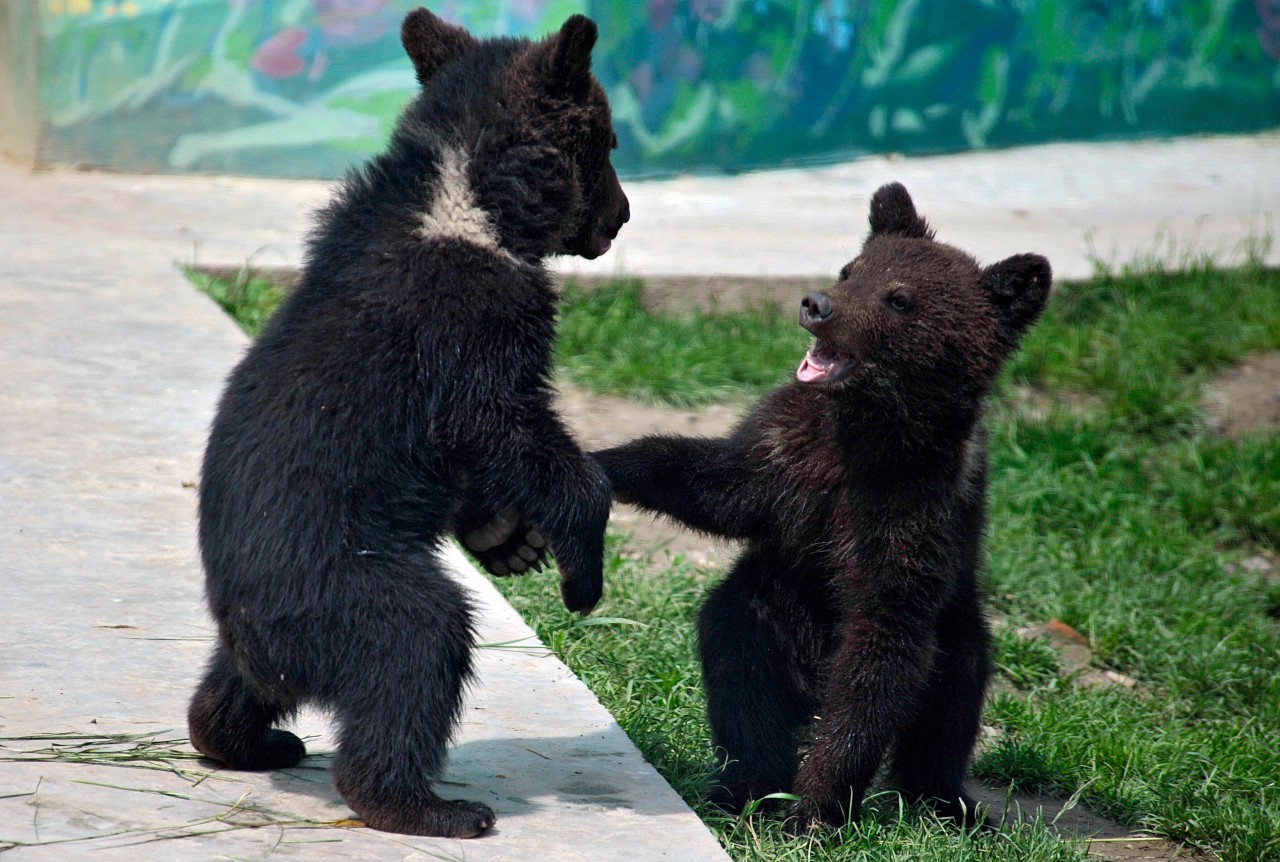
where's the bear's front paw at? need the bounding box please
[462,508,550,576]
[473,526,549,577]
[559,569,602,616]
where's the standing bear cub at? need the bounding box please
[189,8,628,839]
[595,184,1050,831]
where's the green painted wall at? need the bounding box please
[1,0,41,162]
[20,0,1280,177]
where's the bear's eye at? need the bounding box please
[886,293,914,314]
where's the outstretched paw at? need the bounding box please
[462,508,550,577]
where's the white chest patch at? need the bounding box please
[417,147,505,253]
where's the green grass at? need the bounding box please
[191,262,1280,860]
[974,412,1280,862]
[556,278,809,406]
[186,267,284,337]
[1006,260,1280,432]
[555,261,1280,426]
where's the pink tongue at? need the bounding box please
[796,351,830,383]
[596,237,612,256]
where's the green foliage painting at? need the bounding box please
[37,0,1280,177]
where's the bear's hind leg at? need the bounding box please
[888,584,992,829]
[188,643,305,770]
[699,550,824,814]
[329,564,495,838]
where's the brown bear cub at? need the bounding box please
[594,184,1050,832]
[188,8,628,838]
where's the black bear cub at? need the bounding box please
[189,8,628,838]
[595,184,1050,831]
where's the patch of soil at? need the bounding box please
[1014,618,1138,690]
[555,383,744,568]
[969,782,1211,861]
[1224,549,1278,579]
[1203,350,1280,437]
[1085,840,1209,862]
[1004,384,1105,421]
[555,383,744,450]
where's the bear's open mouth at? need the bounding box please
[796,340,855,384]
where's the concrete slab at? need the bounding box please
[1,132,1273,283]
[565,133,1280,281]
[0,165,729,859]
[0,552,720,861]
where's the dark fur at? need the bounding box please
[594,184,1050,832]
[188,8,628,838]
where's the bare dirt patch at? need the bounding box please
[1082,839,1209,862]
[1004,383,1105,421]
[556,382,745,451]
[1224,549,1278,579]
[969,782,1211,861]
[1013,618,1139,691]
[1204,349,1280,437]
[556,382,744,568]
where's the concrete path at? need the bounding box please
[0,164,729,859]
[567,133,1280,281]
[0,132,1276,859]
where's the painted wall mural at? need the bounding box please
[37,0,1280,178]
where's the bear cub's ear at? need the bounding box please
[868,182,934,240]
[984,253,1052,335]
[542,14,599,92]
[401,8,479,87]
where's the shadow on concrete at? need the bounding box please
[200,729,702,823]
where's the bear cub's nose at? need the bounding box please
[801,292,832,325]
